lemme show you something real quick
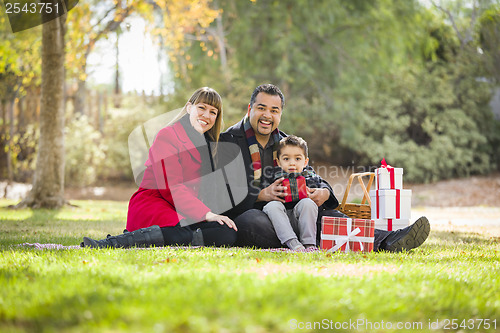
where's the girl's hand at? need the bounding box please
[205,212,238,231]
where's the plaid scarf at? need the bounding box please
[243,115,280,188]
[274,170,313,180]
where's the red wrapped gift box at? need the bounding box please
[282,176,308,203]
[320,217,375,252]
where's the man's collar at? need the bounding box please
[225,118,245,136]
[258,134,274,149]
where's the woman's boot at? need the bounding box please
[81,225,164,249]
[191,228,204,246]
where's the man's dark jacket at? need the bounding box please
[218,118,339,219]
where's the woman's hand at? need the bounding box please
[205,211,238,231]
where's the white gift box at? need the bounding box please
[374,218,410,231]
[375,167,403,190]
[370,189,395,219]
[369,189,412,220]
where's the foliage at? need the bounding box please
[169,0,500,182]
[0,13,41,97]
[65,115,107,187]
[98,95,168,182]
[153,0,220,80]
[5,124,38,181]
[64,95,169,186]
[3,0,500,185]
[478,5,500,83]
[65,0,156,81]
[1,200,500,332]
[343,5,500,182]
[354,64,494,182]
[0,9,41,168]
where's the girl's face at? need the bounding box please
[277,145,309,173]
[187,102,219,134]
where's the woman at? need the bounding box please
[82,87,237,248]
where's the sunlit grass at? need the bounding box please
[1,199,499,332]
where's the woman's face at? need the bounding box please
[187,102,219,134]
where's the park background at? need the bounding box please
[1,0,500,200]
[1,1,500,332]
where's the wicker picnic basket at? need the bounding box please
[337,172,375,219]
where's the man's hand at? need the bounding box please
[256,177,287,203]
[307,187,330,207]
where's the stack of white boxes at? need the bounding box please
[369,165,412,231]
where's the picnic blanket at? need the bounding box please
[19,243,320,252]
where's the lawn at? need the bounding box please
[1,199,499,332]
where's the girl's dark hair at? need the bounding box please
[277,135,308,157]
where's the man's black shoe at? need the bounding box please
[383,216,430,252]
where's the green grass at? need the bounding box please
[1,199,499,332]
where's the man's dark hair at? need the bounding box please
[249,84,285,109]
[277,135,308,158]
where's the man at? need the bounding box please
[220,84,430,251]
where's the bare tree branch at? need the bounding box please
[85,5,135,60]
[465,0,478,44]
[431,0,466,48]
[90,6,117,33]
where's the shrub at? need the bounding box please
[65,115,107,187]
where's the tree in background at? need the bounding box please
[0,14,41,185]
[170,0,500,182]
[2,0,499,189]
[65,0,154,116]
[16,14,66,208]
[478,4,500,83]
[477,3,500,168]
[1,0,222,200]
[171,0,434,130]
[352,1,499,182]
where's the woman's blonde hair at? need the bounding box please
[169,87,223,142]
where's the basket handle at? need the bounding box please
[338,172,375,210]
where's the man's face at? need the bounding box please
[248,92,282,142]
[277,145,309,173]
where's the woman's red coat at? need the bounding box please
[126,121,211,231]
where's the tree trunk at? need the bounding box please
[114,32,121,108]
[5,84,20,184]
[17,96,25,133]
[25,86,41,124]
[103,91,108,132]
[0,100,6,180]
[87,89,93,121]
[17,15,66,209]
[6,97,14,182]
[74,78,87,116]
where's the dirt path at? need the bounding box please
[3,173,499,206]
[318,169,500,208]
[2,171,499,207]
